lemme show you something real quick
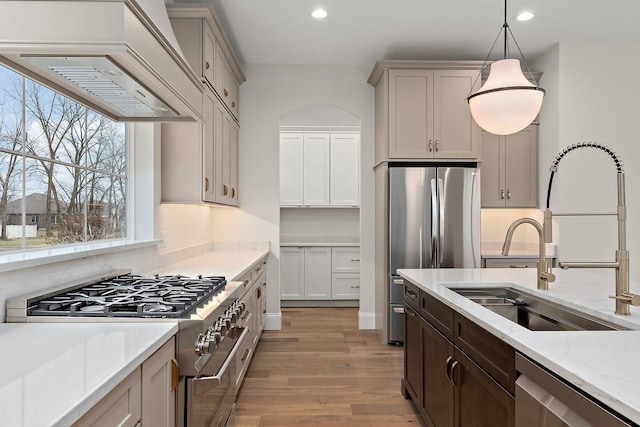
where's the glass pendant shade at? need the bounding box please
[468,59,544,135]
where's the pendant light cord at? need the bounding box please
[503,0,508,59]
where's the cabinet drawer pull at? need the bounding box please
[509,264,529,268]
[435,139,439,152]
[450,360,460,386]
[350,285,360,289]
[205,61,210,70]
[428,139,433,152]
[406,290,417,299]
[241,310,249,320]
[350,259,360,262]
[224,88,229,97]
[500,189,505,200]
[263,309,266,314]
[231,101,236,108]
[223,184,228,196]
[507,189,511,200]
[205,177,209,192]
[170,358,179,392]
[393,279,404,285]
[241,348,250,362]
[231,187,236,198]
[402,307,411,315]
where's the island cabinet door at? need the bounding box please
[403,306,422,405]
[453,348,515,427]
[422,317,455,427]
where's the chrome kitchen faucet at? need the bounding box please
[543,142,639,315]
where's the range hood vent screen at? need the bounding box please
[24,56,178,118]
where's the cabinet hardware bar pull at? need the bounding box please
[393,279,404,285]
[507,189,511,200]
[241,348,250,362]
[428,140,433,152]
[402,308,412,315]
[350,285,360,289]
[205,178,209,192]
[350,259,360,262]
[170,358,179,392]
[509,265,528,268]
[241,310,249,320]
[445,356,454,382]
[450,360,460,386]
[406,290,417,299]
[501,189,505,200]
[435,140,439,152]
[205,61,210,70]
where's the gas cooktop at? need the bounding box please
[25,273,227,318]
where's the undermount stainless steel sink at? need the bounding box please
[452,287,629,332]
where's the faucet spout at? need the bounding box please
[502,218,555,290]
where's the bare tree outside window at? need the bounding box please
[0,65,127,251]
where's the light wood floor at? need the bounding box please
[233,307,421,426]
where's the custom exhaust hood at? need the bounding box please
[0,0,204,122]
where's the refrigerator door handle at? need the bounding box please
[438,178,445,267]
[430,178,439,267]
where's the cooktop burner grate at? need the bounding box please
[26,273,226,318]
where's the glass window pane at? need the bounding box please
[0,153,24,251]
[88,173,127,240]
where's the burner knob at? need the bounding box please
[221,317,232,333]
[195,333,209,356]
[207,331,222,348]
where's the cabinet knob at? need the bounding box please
[205,61,210,70]
[224,89,229,97]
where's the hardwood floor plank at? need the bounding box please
[233,307,420,426]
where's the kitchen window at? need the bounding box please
[0,65,128,252]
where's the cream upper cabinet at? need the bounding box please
[481,124,538,207]
[330,134,360,206]
[213,97,239,206]
[280,132,360,207]
[303,134,331,206]
[384,67,480,160]
[280,133,304,205]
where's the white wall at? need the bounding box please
[536,42,640,279]
[280,208,360,243]
[209,64,375,329]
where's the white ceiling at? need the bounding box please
[198,0,640,66]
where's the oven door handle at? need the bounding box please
[192,327,250,385]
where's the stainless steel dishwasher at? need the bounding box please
[515,354,633,426]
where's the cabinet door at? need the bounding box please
[422,316,455,427]
[214,41,225,96]
[279,134,304,206]
[214,97,227,204]
[203,91,216,203]
[454,349,515,427]
[504,125,537,207]
[330,134,360,206]
[480,130,506,207]
[389,69,434,158]
[229,121,239,205]
[280,247,305,300]
[403,306,423,406]
[304,247,332,299]
[302,134,330,206]
[433,70,480,159]
[202,22,215,86]
[142,337,176,427]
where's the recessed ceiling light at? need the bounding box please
[517,11,534,21]
[312,8,328,19]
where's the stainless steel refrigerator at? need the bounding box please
[388,165,481,344]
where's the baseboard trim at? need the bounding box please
[264,312,282,330]
[358,311,376,330]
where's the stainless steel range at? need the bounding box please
[6,271,251,427]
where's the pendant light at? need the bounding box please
[467,0,545,136]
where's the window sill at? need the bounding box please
[0,240,161,273]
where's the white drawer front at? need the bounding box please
[331,247,360,273]
[331,274,360,299]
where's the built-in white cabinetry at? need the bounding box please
[481,124,538,208]
[280,132,360,207]
[162,4,244,207]
[73,337,176,427]
[388,69,480,159]
[281,246,360,301]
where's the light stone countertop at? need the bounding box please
[0,243,270,427]
[398,267,640,424]
[0,322,177,427]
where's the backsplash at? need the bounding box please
[481,208,544,246]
